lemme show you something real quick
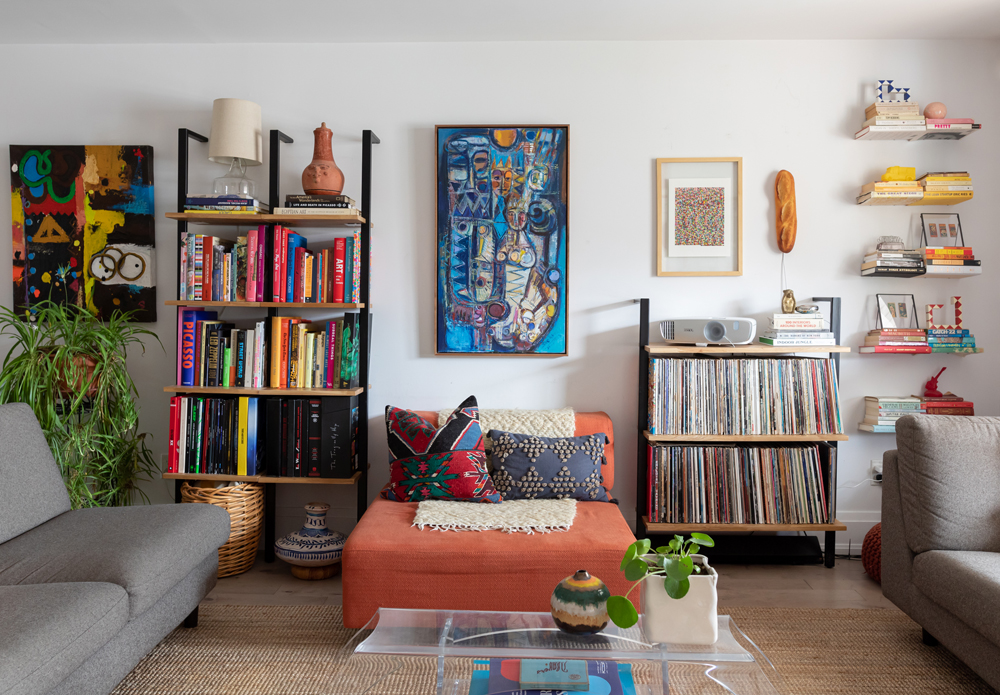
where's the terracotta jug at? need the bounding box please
[301,122,345,195]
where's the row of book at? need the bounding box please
[859,394,974,432]
[470,659,635,695]
[182,193,359,217]
[176,308,362,390]
[860,327,977,354]
[855,101,980,141]
[647,445,831,525]
[862,247,981,277]
[857,172,974,207]
[647,357,843,436]
[179,226,362,304]
[758,312,836,347]
[166,395,359,478]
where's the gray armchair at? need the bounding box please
[0,403,231,695]
[882,414,1000,691]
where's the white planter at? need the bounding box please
[641,555,718,645]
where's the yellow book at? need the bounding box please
[909,191,974,206]
[304,254,314,302]
[237,397,249,476]
[302,332,315,389]
[269,317,284,388]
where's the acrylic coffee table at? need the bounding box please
[332,608,783,695]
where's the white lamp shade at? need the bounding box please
[208,98,262,166]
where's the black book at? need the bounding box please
[289,400,302,477]
[206,323,235,387]
[265,398,282,477]
[235,331,247,387]
[320,396,359,478]
[296,399,308,477]
[285,194,355,205]
[280,399,291,476]
[307,399,321,477]
[284,201,352,208]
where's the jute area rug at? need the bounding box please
[111,604,998,695]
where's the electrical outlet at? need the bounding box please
[871,460,883,485]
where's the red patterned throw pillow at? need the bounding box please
[381,395,501,503]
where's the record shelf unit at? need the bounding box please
[634,299,849,568]
[163,127,379,562]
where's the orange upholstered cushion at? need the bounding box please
[342,497,636,628]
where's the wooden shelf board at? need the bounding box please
[165,300,364,309]
[164,472,361,485]
[645,345,851,355]
[165,386,364,396]
[643,431,848,442]
[167,212,365,227]
[642,518,848,533]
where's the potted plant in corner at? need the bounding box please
[0,300,160,509]
[606,534,719,645]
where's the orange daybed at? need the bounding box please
[342,411,637,628]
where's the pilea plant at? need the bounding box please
[606,533,715,628]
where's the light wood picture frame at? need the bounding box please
[656,157,743,276]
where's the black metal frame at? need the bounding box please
[171,126,379,564]
[634,297,843,568]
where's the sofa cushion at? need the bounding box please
[489,430,612,502]
[912,550,1000,645]
[0,582,128,695]
[895,415,1000,554]
[382,396,501,503]
[0,503,230,620]
[0,403,72,545]
[342,498,636,628]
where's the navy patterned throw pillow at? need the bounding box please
[487,430,612,502]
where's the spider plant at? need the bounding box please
[0,300,161,508]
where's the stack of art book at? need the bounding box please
[271,194,358,216]
[859,396,925,433]
[184,194,268,214]
[860,328,929,354]
[758,313,835,346]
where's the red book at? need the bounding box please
[279,318,292,389]
[859,345,932,354]
[202,237,214,301]
[293,247,307,303]
[167,397,179,473]
[871,329,926,336]
[926,118,976,125]
[333,238,346,303]
[325,248,335,302]
[925,401,974,409]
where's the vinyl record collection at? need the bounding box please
[647,357,843,436]
[647,444,831,525]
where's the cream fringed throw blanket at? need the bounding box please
[413,499,577,534]
[436,407,576,438]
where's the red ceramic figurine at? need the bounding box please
[924,367,946,398]
[302,122,345,195]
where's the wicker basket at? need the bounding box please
[181,482,265,578]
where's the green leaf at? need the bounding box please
[690,532,715,548]
[634,538,651,557]
[655,546,672,555]
[620,544,637,571]
[664,557,692,582]
[688,543,700,555]
[679,555,694,573]
[607,595,639,628]
[664,577,691,599]
[668,538,681,552]
[624,558,649,582]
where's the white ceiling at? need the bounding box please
[4,0,1000,43]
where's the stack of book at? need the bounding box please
[857,179,924,206]
[759,313,835,346]
[176,309,362,390]
[911,119,980,141]
[855,101,925,140]
[272,194,359,216]
[859,396,925,433]
[919,246,981,278]
[860,328,929,354]
[165,395,359,478]
[921,393,974,415]
[470,659,636,695]
[861,246,925,277]
[184,194,268,215]
[913,172,974,206]
[180,226,362,303]
[928,327,978,353]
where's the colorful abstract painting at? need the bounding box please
[667,177,731,258]
[11,145,156,321]
[436,126,567,355]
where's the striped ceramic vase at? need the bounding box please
[551,570,610,635]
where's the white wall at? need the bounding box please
[1,39,997,549]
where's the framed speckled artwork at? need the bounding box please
[657,157,742,276]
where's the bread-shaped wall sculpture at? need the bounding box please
[775,170,797,253]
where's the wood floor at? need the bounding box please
[204,556,896,611]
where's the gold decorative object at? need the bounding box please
[781,289,796,314]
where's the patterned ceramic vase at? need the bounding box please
[550,570,610,635]
[274,502,346,580]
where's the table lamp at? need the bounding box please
[208,98,262,198]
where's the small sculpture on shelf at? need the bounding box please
[924,102,947,119]
[781,289,796,315]
[924,367,947,398]
[882,166,916,182]
[302,122,345,195]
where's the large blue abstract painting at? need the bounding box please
[436,126,568,355]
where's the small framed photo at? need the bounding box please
[657,157,743,276]
[876,294,919,330]
[921,213,964,248]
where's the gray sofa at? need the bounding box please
[0,403,231,695]
[883,414,1000,691]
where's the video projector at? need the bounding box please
[659,318,757,346]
